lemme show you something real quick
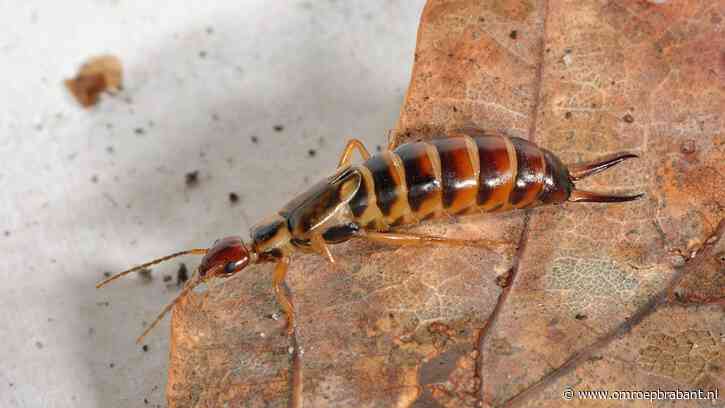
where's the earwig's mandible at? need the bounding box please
[98,128,642,342]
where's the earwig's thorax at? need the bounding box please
[250,215,292,262]
[278,166,362,243]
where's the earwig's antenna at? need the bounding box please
[96,249,208,288]
[135,268,203,344]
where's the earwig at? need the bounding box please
[98,129,642,341]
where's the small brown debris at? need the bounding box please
[307,149,316,157]
[427,321,453,337]
[680,139,696,154]
[229,192,240,204]
[562,50,573,66]
[715,251,725,265]
[509,30,518,39]
[185,171,199,187]
[575,313,588,320]
[669,254,686,267]
[177,263,189,286]
[139,268,152,282]
[65,55,123,107]
[142,344,149,352]
[623,113,635,123]
[250,136,258,144]
[495,269,513,288]
[564,111,572,119]
[273,125,284,132]
[103,271,111,277]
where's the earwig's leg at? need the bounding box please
[337,138,371,168]
[386,129,397,151]
[272,257,295,335]
[311,233,336,264]
[357,230,509,250]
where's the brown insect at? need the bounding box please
[97,128,642,342]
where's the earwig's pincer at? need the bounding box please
[98,129,642,342]
[568,152,639,181]
[566,152,643,202]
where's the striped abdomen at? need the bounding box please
[347,134,573,230]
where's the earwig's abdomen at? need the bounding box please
[349,133,574,230]
[435,137,479,214]
[473,135,515,211]
[395,142,441,218]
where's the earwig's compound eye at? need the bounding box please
[224,261,246,275]
[199,236,250,278]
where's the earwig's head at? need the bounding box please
[95,235,258,344]
[198,236,254,279]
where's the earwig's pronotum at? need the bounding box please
[97,128,642,342]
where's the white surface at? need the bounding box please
[0,2,425,406]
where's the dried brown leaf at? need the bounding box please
[168,1,724,407]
